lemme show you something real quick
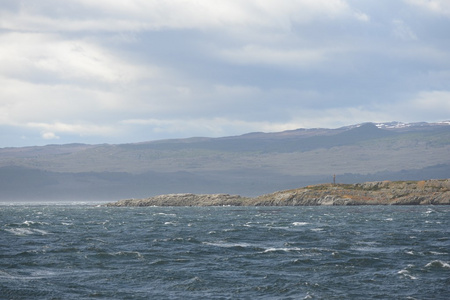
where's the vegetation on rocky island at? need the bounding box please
[105,179,450,207]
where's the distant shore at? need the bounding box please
[105,179,450,206]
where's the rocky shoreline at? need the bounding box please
[105,179,450,207]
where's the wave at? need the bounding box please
[203,241,255,249]
[4,220,49,227]
[397,269,418,280]
[164,221,177,225]
[155,213,177,217]
[4,228,50,236]
[425,260,450,269]
[292,222,309,226]
[263,247,304,253]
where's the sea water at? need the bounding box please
[0,204,449,299]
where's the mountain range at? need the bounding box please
[1,121,449,201]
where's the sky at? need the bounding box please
[1,0,450,147]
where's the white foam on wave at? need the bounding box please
[425,260,450,269]
[4,228,49,236]
[0,268,92,280]
[397,269,418,280]
[33,229,50,235]
[12,220,49,226]
[203,241,253,248]
[112,251,144,259]
[263,247,303,253]
[429,251,447,255]
[292,222,309,226]
[164,221,177,225]
[424,209,435,215]
[156,213,177,217]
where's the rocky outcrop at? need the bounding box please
[105,193,249,207]
[251,179,450,206]
[105,179,450,206]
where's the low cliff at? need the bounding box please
[105,179,450,207]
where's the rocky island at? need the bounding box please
[105,179,450,207]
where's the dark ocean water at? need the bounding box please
[0,204,449,299]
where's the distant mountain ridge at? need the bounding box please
[1,121,449,201]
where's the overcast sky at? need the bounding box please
[1,0,449,147]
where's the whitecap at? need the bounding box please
[15,220,48,226]
[4,228,35,236]
[203,241,253,248]
[429,251,447,255]
[263,247,303,253]
[397,269,418,280]
[425,260,450,269]
[9,228,50,235]
[332,252,340,257]
[113,251,144,259]
[156,213,176,217]
[32,229,50,235]
[292,222,309,226]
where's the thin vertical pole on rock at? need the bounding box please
[333,174,336,185]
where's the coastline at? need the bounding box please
[105,179,450,207]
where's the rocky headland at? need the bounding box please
[105,179,450,207]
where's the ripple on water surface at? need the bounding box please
[0,205,449,299]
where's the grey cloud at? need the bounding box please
[0,1,449,146]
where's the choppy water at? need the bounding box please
[0,204,449,299]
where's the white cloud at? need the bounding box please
[0,30,184,136]
[220,45,329,68]
[404,0,450,16]
[28,121,116,137]
[121,116,317,138]
[1,0,368,33]
[41,132,60,140]
[0,32,155,85]
[410,90,450,112]
[366,90,450,124]
[0,76,123,124]
[392,19,418,41]
[354,11,370,22]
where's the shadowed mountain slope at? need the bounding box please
[1,122,449,201]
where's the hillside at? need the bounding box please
[105,179,450,206]
[1,121,449,201]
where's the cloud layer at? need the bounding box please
[1,0,449,146]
